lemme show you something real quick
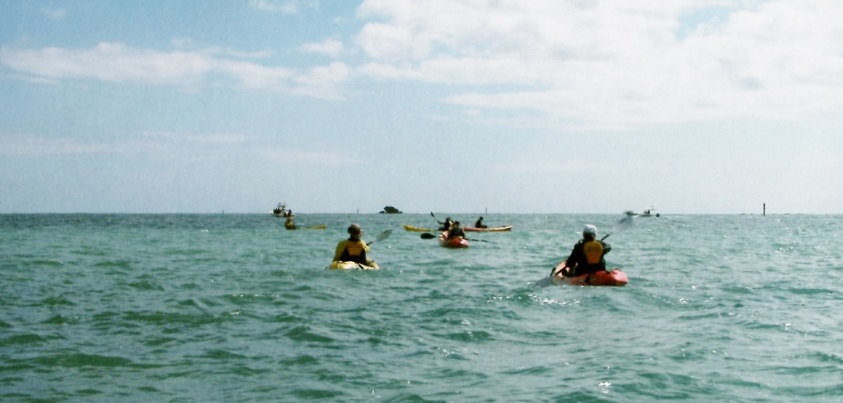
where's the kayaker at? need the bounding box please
[333,224,373,265]
[284,215,296,229]
[438,216,454,231]
[474,216,488,228]
[447,221,466,240]
[557,224,611,277]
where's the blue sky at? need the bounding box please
[1,0,842,214]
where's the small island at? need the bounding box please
[379,206,402,214]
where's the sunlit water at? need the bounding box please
[1,213,841,402]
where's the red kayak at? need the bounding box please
[551,262,628,286]
[438,231,469,248]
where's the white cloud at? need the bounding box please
[257,147,351,165]
[0,43,214,85]
[292,62,352,99]
[1,134,158,157]
[355,0,843,126]
[40,7,66,20]
[301,39,344,58]
[249,0,299,14]
[0,42,348,99]
[4,1,843,127]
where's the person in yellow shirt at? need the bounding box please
[333,224,372,265]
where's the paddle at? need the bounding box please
[550,216,633,277]
[601,215,633,241]
[430,212,456,231]
[430,211,443,225]
[420,232,492,243]
[367,229,393,246]
[467,237,492,243]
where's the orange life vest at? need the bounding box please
[583,240,604,265]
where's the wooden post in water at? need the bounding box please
[763,203,766,216]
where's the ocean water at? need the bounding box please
[1,213,841,402]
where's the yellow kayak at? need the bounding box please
[327,260,380,270]
[285,224,327,230]
[403,224,437,232]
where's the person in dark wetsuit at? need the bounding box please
[438,217,454,231]
[559,224,611,277]
[333,224,372,265]
[474,216,488,228]
[447,221,466,240]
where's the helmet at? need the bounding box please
[583,224,597,236]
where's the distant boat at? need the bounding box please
[640,208,660,218]
[625,208,660,217]
[272,203,291,217]
[379,205,402,214]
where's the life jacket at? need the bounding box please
[340,239,367,263]
[583,240,604,265]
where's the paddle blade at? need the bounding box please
[375,229,393,242]
[602,215,633,241]
[420,233,437,239]
[613,215,633,233]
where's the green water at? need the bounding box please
[1,213,841,402]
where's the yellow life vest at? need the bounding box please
[583,240,604,265]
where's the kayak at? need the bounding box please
[465,225,512,232]
[285,225,327,230]
[551,262,628,286]
[438,231,469,248]
[328,260,379,270]
[403,224,438,232]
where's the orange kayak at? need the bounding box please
[551,262,628,286]
[438,231,469,248]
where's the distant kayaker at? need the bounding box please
[556,224,611,278]
[447,221,466,240]
[438,216,454,231]
[474,216,488,228]
[285,215,296,230]
[333,224,373,265]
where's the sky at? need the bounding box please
[1,0,842,215]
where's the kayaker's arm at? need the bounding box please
[430,212,445,225]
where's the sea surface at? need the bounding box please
[1,213,841,402]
